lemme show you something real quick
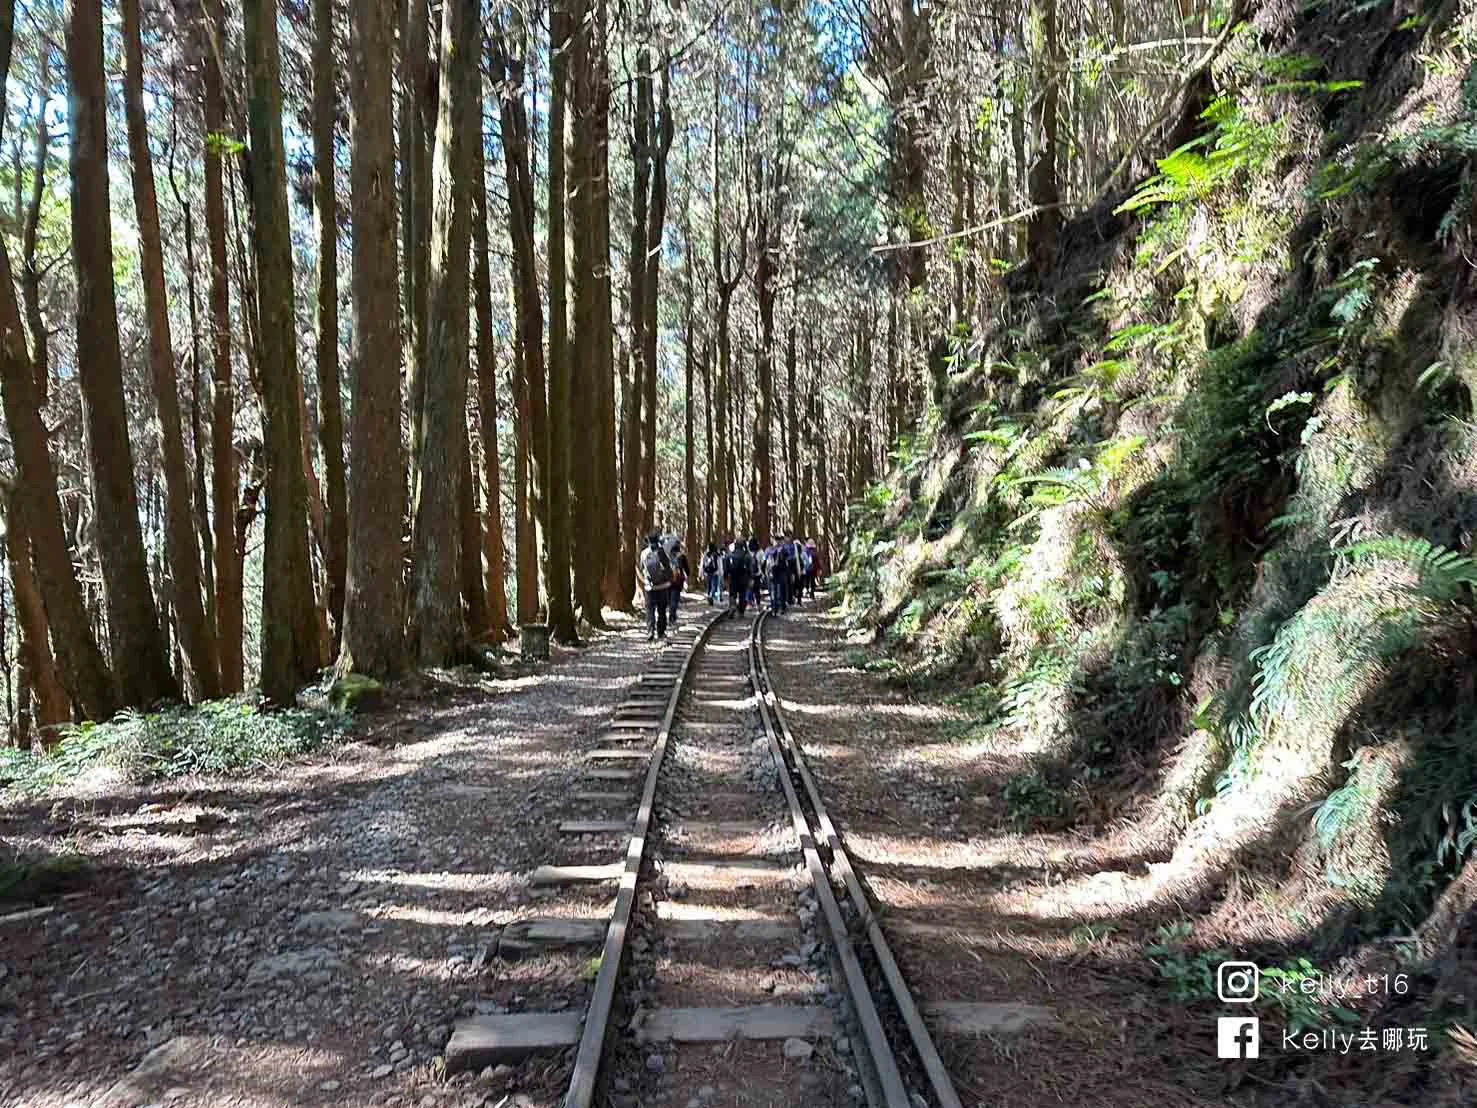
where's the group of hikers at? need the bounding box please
[635,531,823,641]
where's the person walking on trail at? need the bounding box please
[802,538,818,598]
[669,540,691,626]
[725,539,752,616]
[747,537,762,609]
[637,533,673,641]
[702,542,722,605]
[769,535,792,614]
[786,534,803,607]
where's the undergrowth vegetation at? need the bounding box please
[0,699,350,795]
[839,0,1477,1011]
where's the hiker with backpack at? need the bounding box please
[669,540,691,626]
[769,534,792,614]
[725,539,752,616]
[702,542,722,605]
[802,538,819,597]
[637,533,673,641]
[747,537,762,609]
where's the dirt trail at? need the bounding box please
[762,603,1237,1108]
[0,617,664,1108]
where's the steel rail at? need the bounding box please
[755,611,965,1108]
[749,611,912,1108]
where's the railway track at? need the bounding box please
[446,604,963,1108]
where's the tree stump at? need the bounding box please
[520,623,551,660]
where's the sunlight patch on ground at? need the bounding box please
[349,869,527,895]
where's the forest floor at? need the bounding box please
[765,604,1470,1108]
[3,597,1465,1108]
[0,610,666,1108]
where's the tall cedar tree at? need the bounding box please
[409,0,478,665]
[620,33,650,597]
[69,0,177,707]
[569,0,610,625]
[641,60,673,538]
[401,0,433,507]
[203,0,244,694]
[493,15,548,624]
[313,0,348,649]
[544,0,577,643]
[472,135,512,642]
[0,0,117,723]
[122,0,220,701]
[244,0,322,703]
[338,0,406,679]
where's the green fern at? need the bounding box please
[1340,537,1477,601]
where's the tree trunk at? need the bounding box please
[512,317,538,624]
[69,0,178,708]
[337,0,405,679]
[641,60,673,538]
[493,18,547,624]
[122,0,221,703]
[401,0,434,510]
[244,0,323,703]
[544,0,577,644]
[570,0,611,626]
[682,171,698,559]
[408,0,477,666]
[595,8,625,612]
[472,151,512,643]
[312,0,347,651]
[1027,0,1062,269]
[4,494,70,739]
[786,320,798,531]
[19,43,47,405]
[622,46,651,589]
[203,0,243,694]
[0,0,117,723]
[459,410,489,638]
[753,170,776,541]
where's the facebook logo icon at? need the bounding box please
[1217,1017,1260,1059]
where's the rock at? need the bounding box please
[246,948,341,984]
[329,673,385,712]
[782,1038,813,1061]
[834,1035,851,1054]
[318,1080,341,1092]
[293,910,359,935]
[371,1064,394,1080]
[427,1025,451,1048]
[646,1052,666,1074]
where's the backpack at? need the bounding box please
[702,552,718,576]
[642,547,672,587]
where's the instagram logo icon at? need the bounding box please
[1217,961,1260,1004]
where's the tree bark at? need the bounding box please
[122,0,220,703]
[401,0,434,510]
[69,0,178,708]
[1027,0,1062,269]
[244,0,323,703]
[569,0,611,626]
[312,0,347,651]
[459,408,489,638]
[493,19,547,626]
[337,0,406,680]
[408,0,477,666]
[595,10,625,612]
[202,0,243,694]
[4,492,70,739]
[19,43,47,405]
[0,0,118,723]
[472,148,513,643]
[641,59,673,538]
[622,43,651,591]
[544,0,577,644]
